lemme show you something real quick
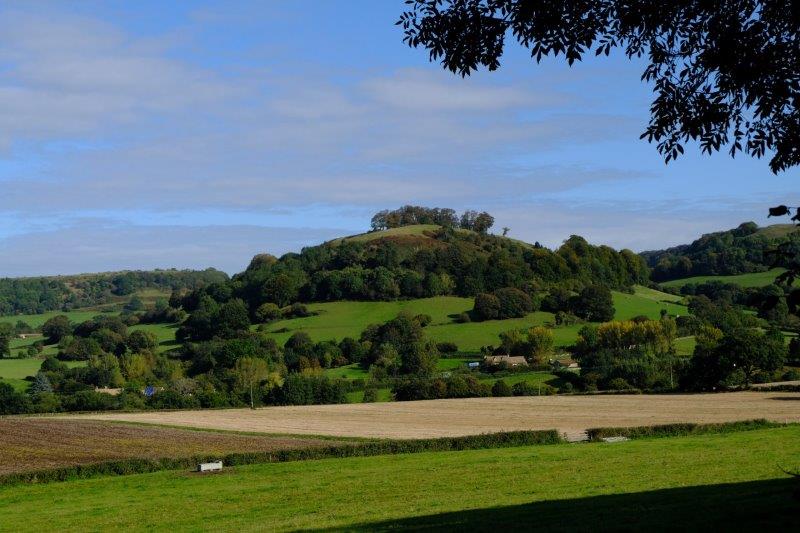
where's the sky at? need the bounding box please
[1,0,798,277]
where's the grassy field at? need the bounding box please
[0,359,85,391]
[675,335,696,356]
[660,268,788,289]
[0,309,104,329]
[480,371,563,389]
[1,426,797,531]
[262,286,687,352]
[333,224,441,244]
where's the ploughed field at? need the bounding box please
[72,391,800,439]
[0,418,344,476]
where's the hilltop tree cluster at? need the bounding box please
[370,205,494,234]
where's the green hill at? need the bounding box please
[260,286,686,352]
[660,268,788,289]
[641,222,800,282]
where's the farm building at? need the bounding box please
[483,355,528,368]
[553,358,580,371]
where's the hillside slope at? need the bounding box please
[641,222,800,282]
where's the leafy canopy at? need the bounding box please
[399,0,800,172]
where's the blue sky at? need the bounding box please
[1,0,798,276]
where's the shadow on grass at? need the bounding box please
[312,478,799,532]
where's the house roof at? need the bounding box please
[483,355,528,365]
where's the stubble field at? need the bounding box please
[71,391,800,439]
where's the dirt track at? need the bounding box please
[70,391,800,439]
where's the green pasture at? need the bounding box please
[324,363,370,381]
[1,426,797,531]
[332,224,441,244]
[344,387,393,403]
[129,323,179,353]
[0,309,103,330]
[660,268,788,289]
[674,336,696,356]
[481,371,563,389]
[0,358,85,391]
[262,286,691,352]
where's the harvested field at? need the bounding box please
[71,391,800,439]
[0,418,344,476]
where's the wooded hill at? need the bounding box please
[225,223,649,313]
[0,269,228,315]
[641,222,800,282]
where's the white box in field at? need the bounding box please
[197,461,223,472]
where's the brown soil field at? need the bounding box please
[0,418,344,476]
[71,391,800,439]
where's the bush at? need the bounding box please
[587,419,781,442]
[570,285,615,322]
[608,377,633,390]
[255,303,282,323]
[782,369,800,381]
[0,383,33,414]
[511,382,537,396]
[473,293,501,320]
[455,312,471,323]
[493,287,534,318]
[362,387,378,403]
[283,303,312,319]
[491,380,512,397]
[146,390,201,410]
[436,341,458,353]
[61,390,118,412]
[415,314,432,327]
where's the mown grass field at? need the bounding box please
[0,426,797,531]
[660,268,788,289]
[263,286,687,352]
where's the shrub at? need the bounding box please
[570,285,615,322]
[493,287,534,319]
[61,390,117,412]
[455,312,471,323]
[255,303,281,323]
[415,314,432,327]
[473,293,501,320]
[587,419,781,442]
[0,383,33,414]
[511,382,537,396]
[436,341,458,353]
[283,303,312,319]
[491,380,512,397]
[608,377,633,390]
[362,387,378,403]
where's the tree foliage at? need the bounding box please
[399,0,800,173]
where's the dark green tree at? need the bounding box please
[42,315,72,344]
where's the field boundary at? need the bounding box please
[586,419,785,441]
[0,430,561,486]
